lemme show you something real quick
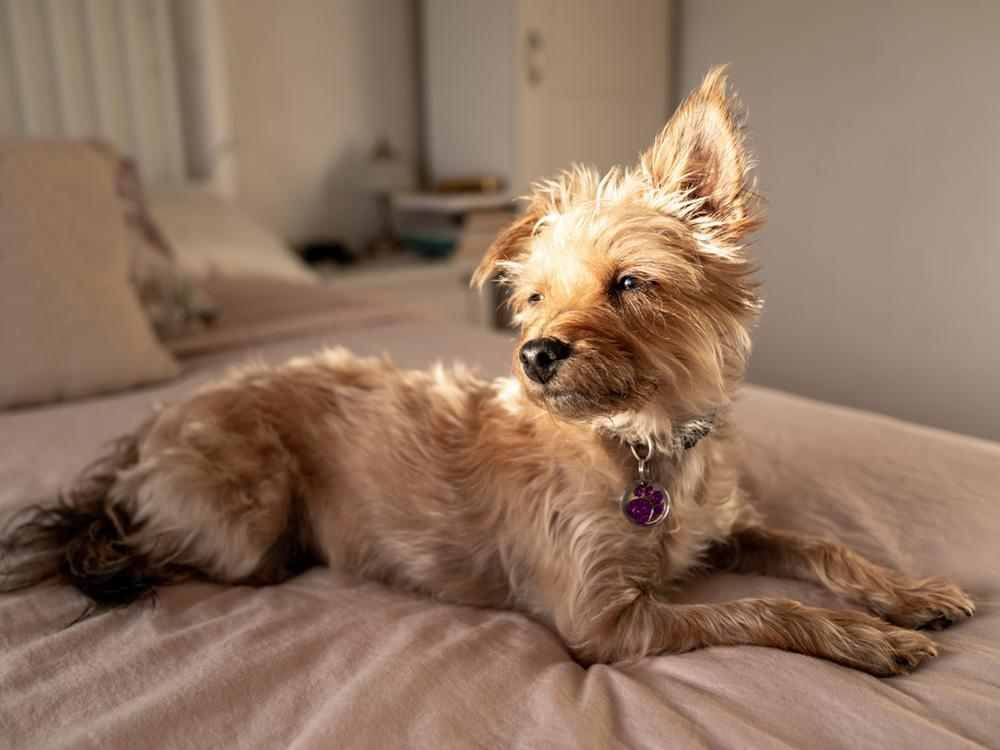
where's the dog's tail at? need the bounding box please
[0,430,192,612]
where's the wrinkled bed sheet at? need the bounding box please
[1,320,998,749]
[163,276,431,359]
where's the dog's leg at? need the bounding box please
[710,527,975,630]
[565,591,937,676]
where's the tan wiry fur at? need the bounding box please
[2,67,974,675]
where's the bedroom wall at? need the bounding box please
[677,0,1000,441]
[219,0,418,251]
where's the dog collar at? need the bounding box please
[675,412,716,452]
[619,413,715,528]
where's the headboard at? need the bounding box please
[0,0,236,195]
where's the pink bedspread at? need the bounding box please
[2,320,998,749]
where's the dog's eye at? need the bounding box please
[616,276,645,292]
[527,293,543,304]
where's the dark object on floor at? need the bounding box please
[298,240,357,266]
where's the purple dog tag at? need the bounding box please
[620,481,670,527]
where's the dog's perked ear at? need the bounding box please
[471,210,539,288]
[640,65,761,239]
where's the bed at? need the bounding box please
[2,279,1000,748]
[2,6,999,748]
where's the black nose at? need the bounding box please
[519,337,571,384]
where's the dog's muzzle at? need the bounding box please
[519,337,571,384]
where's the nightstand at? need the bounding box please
[316,254,501,329]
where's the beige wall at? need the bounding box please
[678,0,1000,441]
[220,0,418,250]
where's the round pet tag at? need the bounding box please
[620,481,670,527]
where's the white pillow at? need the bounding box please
[149,188,317,284]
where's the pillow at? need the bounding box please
[0,141,179,409]
[92,143,218,337]
[149,187,317,284]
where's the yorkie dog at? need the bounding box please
[1,68,974,675]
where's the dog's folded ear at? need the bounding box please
[640,65,761,238]
[471,210,539,288]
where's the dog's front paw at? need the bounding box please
[873,579,976,631]
[826,612,938,676]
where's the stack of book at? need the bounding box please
[390,191,517,258]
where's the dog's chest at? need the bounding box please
[506,445,742,611]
